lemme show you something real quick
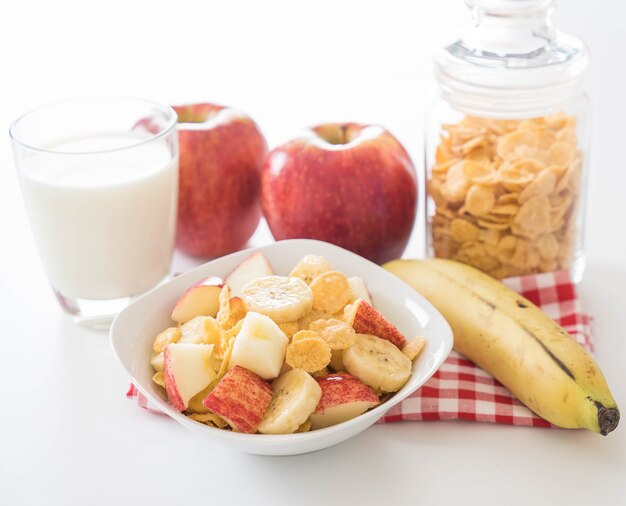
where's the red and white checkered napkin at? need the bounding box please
[127,270,592,428]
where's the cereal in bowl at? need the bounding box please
[150,252,427,434]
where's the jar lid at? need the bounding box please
[435,0,588,117]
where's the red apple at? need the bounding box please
[164,343,217,411]
[345,298,406,348]
[170,276,224,324]
[202,365,273,433]
[224,251,274,296]
[261,123,417,264]
[174,103,267,258]
[310,373,379,429]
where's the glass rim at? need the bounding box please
[8,96,178,156]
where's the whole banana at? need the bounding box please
[384,258,619,435]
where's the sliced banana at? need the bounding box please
[257,369,322,434]
[241,276,313,323]
[289,255,333,285]
[343,333,412,393]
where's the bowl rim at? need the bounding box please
[110,239,453,443]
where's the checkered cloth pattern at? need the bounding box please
[127,269,592,428]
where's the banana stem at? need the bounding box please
[598,406,620,436]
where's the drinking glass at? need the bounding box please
[10,97,179,328]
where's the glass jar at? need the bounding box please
[425,0,589,281]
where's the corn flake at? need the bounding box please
[152,371,165,388]
[310,271,353,315]
[297,308,332,330]
[490,204,520,217]
[217,286,247,330]
[402,337,426,361]
[477,219,510,231]
[291,329,318,342]
[496,234,517,263]
[285,338,332,372]
[513,196,551,238]
[519,168,557,204]
[497,193,520,205]
[309,318,357,350]
[450,218,480,242]
[536,234,560,261]
[440,162,471,203]
[460,160,493,180]
[188,412,228,429]
[465,184,496,216]
[548,141,576,166]
[295,420,313,433]
[277,321,299,338]
[153,327,181,353]
[179,316,223,346]
[509,239,540,269]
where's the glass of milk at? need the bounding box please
[10,97,179,328]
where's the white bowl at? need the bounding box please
[110,239,453,455]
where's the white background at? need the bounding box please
[1,1,625,504]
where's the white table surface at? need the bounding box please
[1,1,625,504]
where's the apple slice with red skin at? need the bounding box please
[224,251,273,296]
[170,276,224,324]
[310,373,379,430]
[346,298,406,348]
[203,365,273,433]
[164,343,216,412]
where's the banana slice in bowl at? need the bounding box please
[258,369,322,435]
[289,254,333,285]
[343,333,412,393]
[241,275,313,323]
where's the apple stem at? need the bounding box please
[173,104,223,124]
[314,123,357,145]
[339,124,348,144]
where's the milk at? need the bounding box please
[19,132,178,300]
